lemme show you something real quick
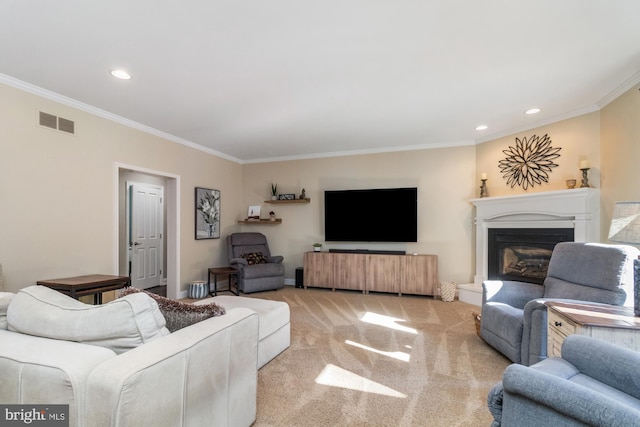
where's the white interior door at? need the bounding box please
[129,183,164,289]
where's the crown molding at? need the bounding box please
[241,139,476,164]
[474,104,600,145]
[0,73,243,164]
[597,70,640,108]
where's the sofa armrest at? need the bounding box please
[86,308,259,427]
[502,364,640,427]
[482,280,544,308]
[267,255,283,263]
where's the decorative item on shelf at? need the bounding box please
[498,134,561,189]
[248,205,261,221]
[299,188,306,200]
[312,243,322,252]
[608,201,640,316]
[480,173,488,198]
[579,160,590,188]
[278,193,296,200]
[565,179,577,189]
[271,183,278,200]
[269,211,276,222]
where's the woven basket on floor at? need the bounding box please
[472,312,481,336]
[440,281,456,302]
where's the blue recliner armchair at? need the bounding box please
[488,335,640,427]
[481,242,638,365]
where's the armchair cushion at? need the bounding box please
[0,292,13,330]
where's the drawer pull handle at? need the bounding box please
[554,321,562,327]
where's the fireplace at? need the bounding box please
[487,228,574,285]
[458,188,600,306]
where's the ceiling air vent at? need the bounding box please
[38,111,76,135]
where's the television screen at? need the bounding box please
[324,187,418,242]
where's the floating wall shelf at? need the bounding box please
[237,219,282,225]
[264,198,310,204]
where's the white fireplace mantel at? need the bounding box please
[458,188,600,305]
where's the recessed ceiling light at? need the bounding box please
[110,69,131,80]
[475,125,488,131]
[525,108,540,115]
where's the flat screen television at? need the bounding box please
[324,187,418,242]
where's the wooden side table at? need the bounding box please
[37,274,131,305]
[547,301,640,357]
[207,267,239,296]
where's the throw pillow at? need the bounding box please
[119,287,226,332]
[240,252,267,265]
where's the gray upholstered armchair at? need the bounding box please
[488,335,640,427]
[227,232,284,293]
[481,242,638,366]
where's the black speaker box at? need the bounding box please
[295,267,304,288]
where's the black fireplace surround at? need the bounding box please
[487,228,574,285]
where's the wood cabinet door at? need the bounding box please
[401,255,437,296]
[366,255,401,294]
[304,252,334,289]
[333,253,366,292]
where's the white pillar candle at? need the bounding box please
[580,160,590,169]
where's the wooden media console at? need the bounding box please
[303,252,438,296]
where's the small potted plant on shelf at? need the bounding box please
[313,242,323,252]
[271,183,278,200]
[269,211,276,222]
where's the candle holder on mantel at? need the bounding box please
[580,168,590,188]
[480,179,488,198]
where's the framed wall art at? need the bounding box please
[195,187,220,239]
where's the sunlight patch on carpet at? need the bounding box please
[315,364,407,398]
[360,312,417,334]
[345,339,410,362]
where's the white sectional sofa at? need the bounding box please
[0,286,260,427]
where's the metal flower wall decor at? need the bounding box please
[498,134,561,190]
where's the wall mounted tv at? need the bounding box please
[324,187,418,242]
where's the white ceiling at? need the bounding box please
[1,1,639,163]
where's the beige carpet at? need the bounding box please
[249,287,510,427]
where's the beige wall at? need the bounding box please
[0,82,243,294]
[600,83,640,240]
[1,79,638,294]
[476,112,601,198]
[475,85,640,243]
[242,146,477,285]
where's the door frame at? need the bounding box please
[114,163,181,299]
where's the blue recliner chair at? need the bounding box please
[488,335,640,426]
[481,242,638,366]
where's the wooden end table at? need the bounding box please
[37,274,131,305]
[547,301,640,357]
[207,267,239,296]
